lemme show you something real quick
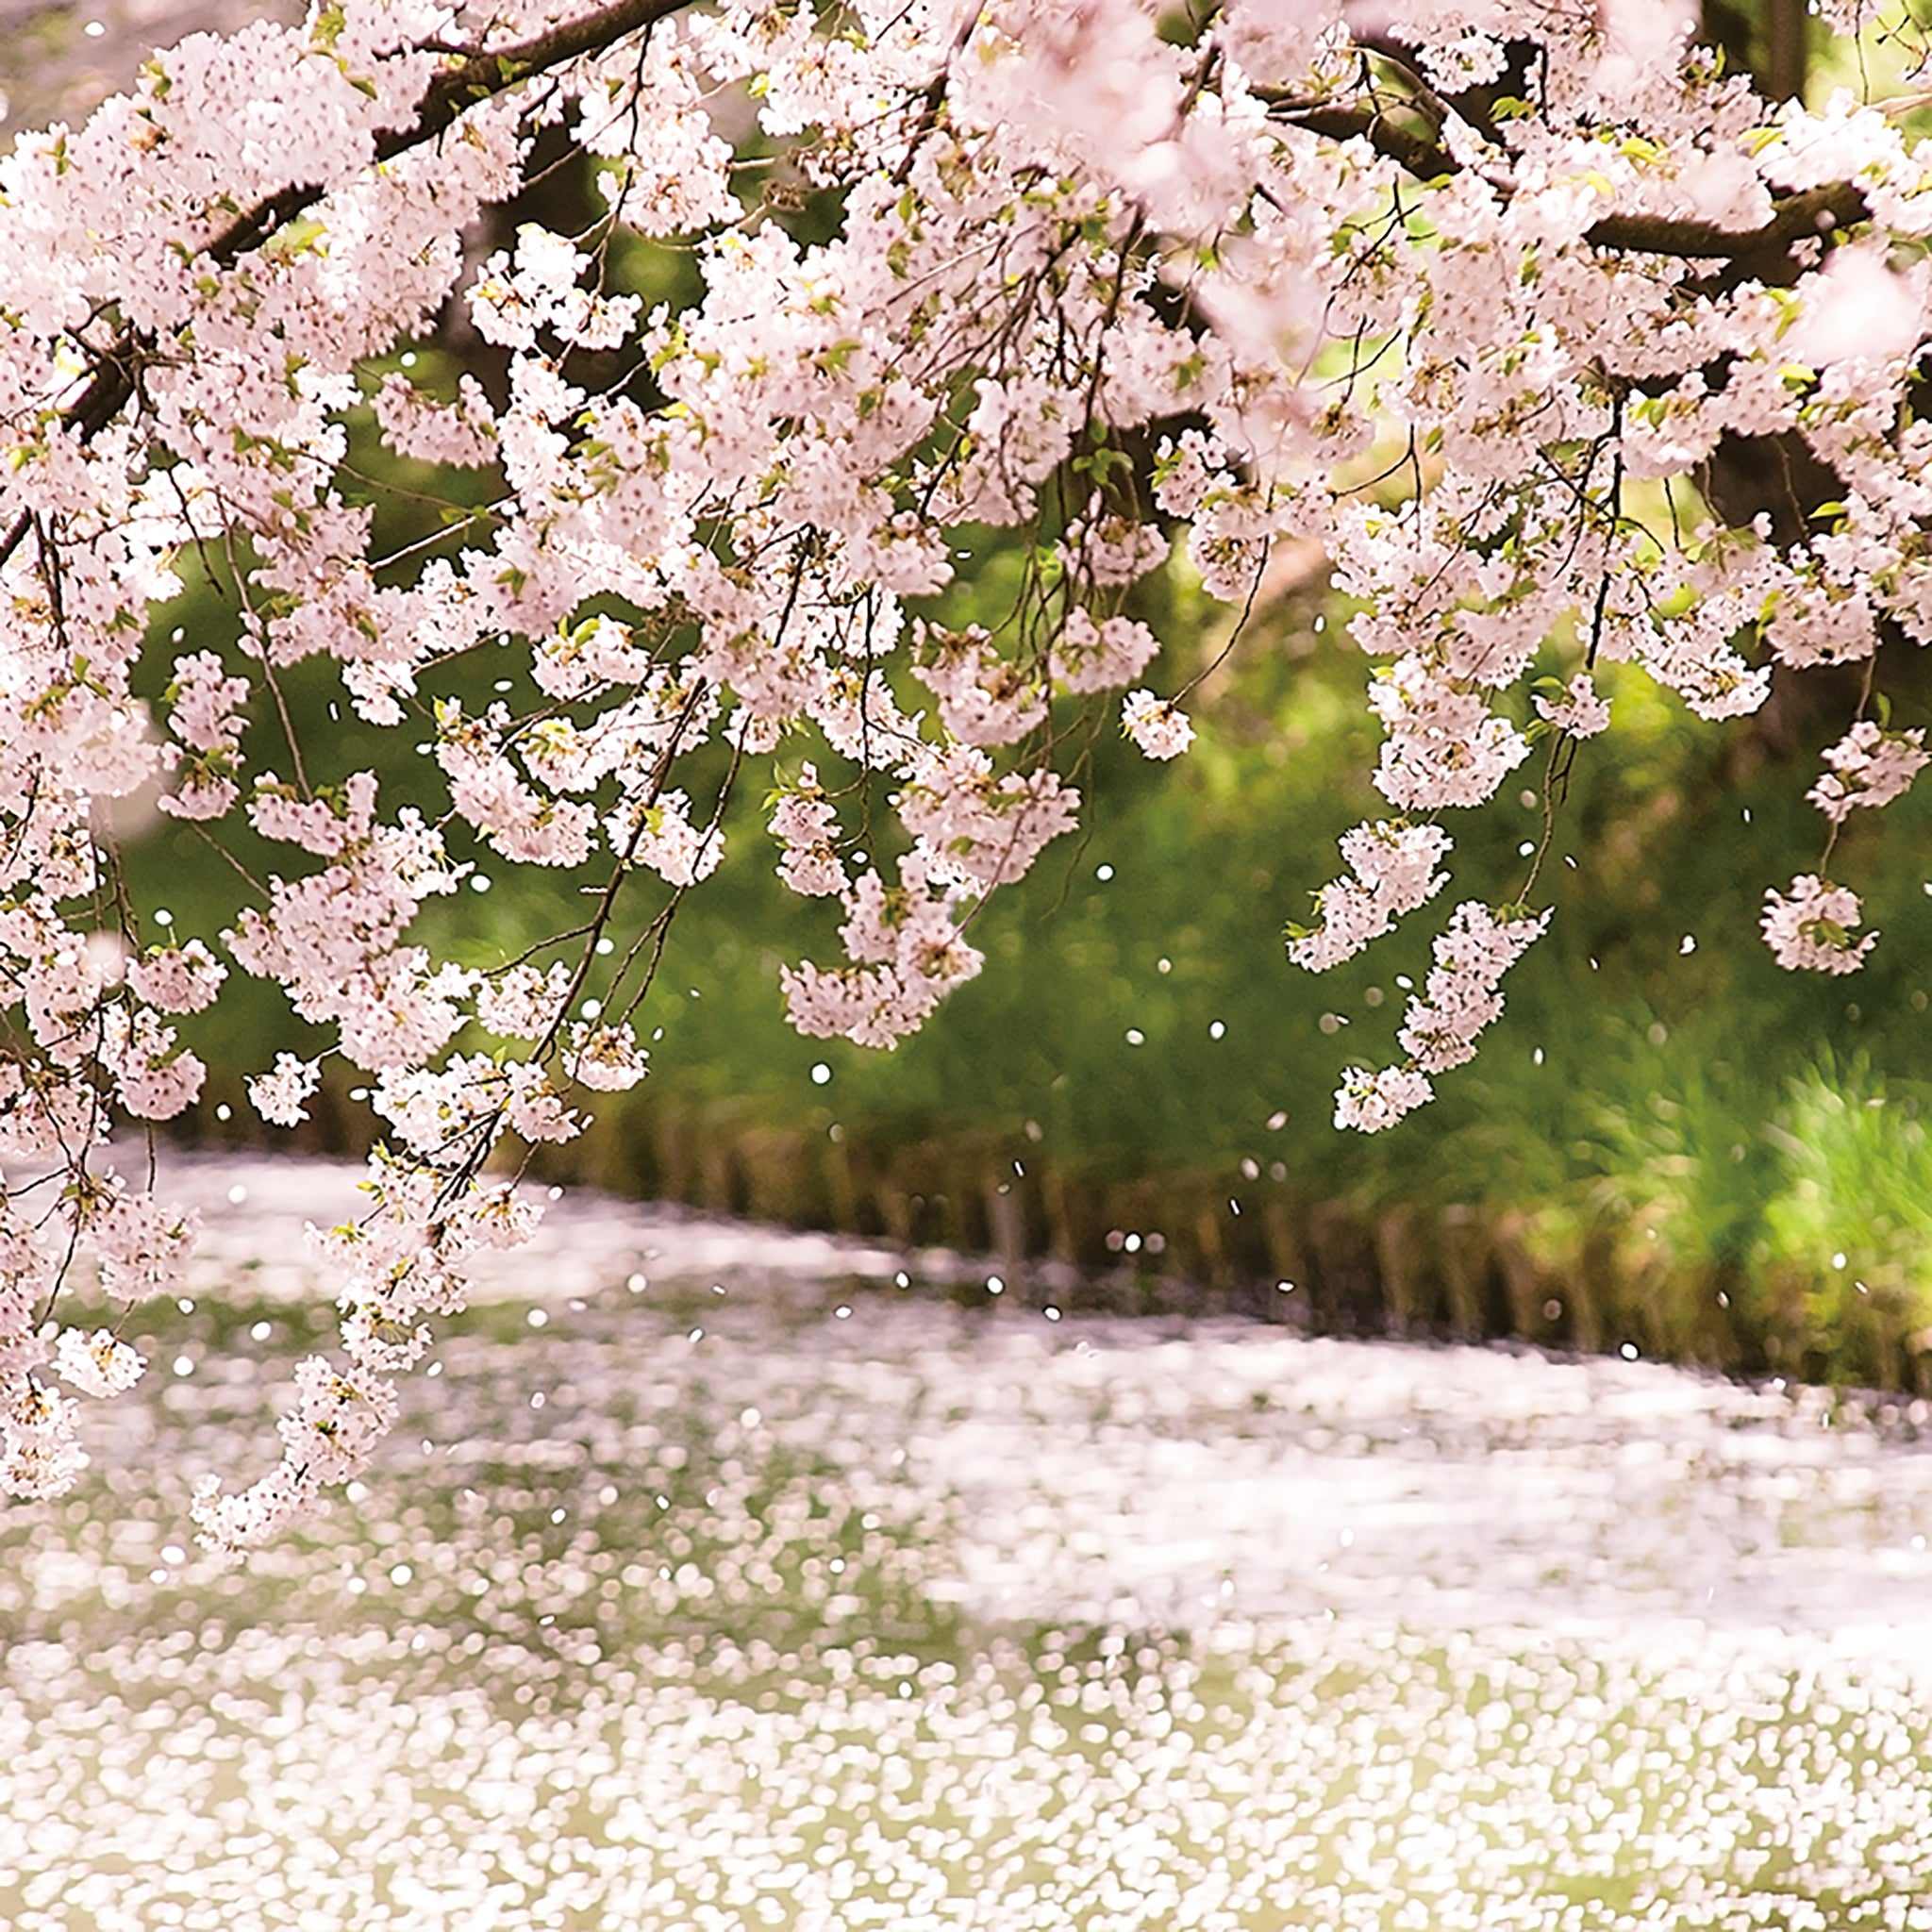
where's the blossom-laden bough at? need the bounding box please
[3,0,1931,1539]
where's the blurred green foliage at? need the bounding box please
[119,261,1932,1383]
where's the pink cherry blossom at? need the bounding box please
[1807,721,1929,824]
[53,1327,145,1398]
[1760,875,1879,974]
[1533,675,1612,741]
[1333,1065,1435,1134]
[125,940,226,1014]
[1121,691,1196,761]
[248,1054,324,1127]
[1052,610,1161,696]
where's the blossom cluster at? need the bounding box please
[1807,721,1930,824]
[1290,822,1455,974]
[1760,874,1879,975]
[1335,903,1550,1133]
[4,0,1931,1532]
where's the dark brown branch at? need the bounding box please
[3,5,1882,578]
[0,0,693,568]
[1588,181,1868,265]
[1267,96,1871,267]
[1273,101,1460,189]
[213,0,693,265]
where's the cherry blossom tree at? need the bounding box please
[6,0,1932,1540]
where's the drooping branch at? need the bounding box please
[1270,97,1871,269]
[0,0,697,568]
[14,0,1881,586]
[202,0,701,267]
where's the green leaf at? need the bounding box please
[263,215,328,263]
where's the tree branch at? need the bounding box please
[1588,181,1868,265]
[207,0,697,266]
[1269,97,1870,266]
[0,0,695,568]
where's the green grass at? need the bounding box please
[122,441,1932,1377]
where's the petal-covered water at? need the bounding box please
[5,1153,1931,1929]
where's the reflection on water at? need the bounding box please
[5,1152,1932,1930]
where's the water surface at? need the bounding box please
[5,1153,1931,1930]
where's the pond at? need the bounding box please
[5,1152,1932,1930]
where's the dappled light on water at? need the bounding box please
[6,1154,1932,1930]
